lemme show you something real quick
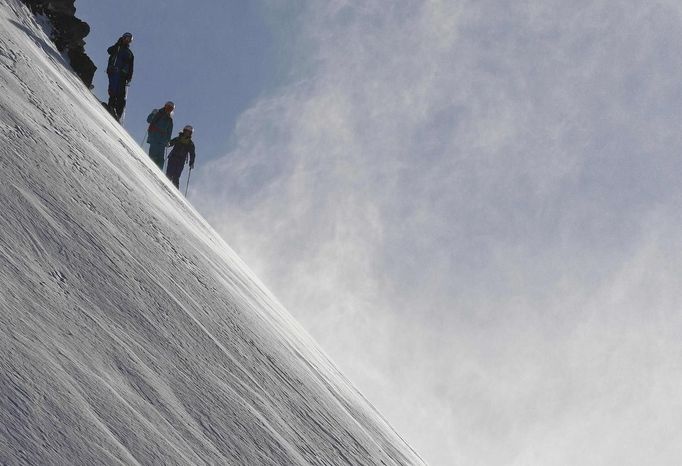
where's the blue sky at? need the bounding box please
[78,0,292,159]
[76,1,682,464]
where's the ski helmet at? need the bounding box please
[122,32,133,41]
[164,101,175,110]
[183,125,194,133]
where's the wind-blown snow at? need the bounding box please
[0,1,423,464]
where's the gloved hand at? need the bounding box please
[189,163,194,169]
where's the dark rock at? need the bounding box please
[20,0,96,88]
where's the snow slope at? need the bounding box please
[0,1,424,464]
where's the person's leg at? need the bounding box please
[166,157,183,188]
[107,74,120,119]
[114,85,128,121]
[148,143,165,169]
[105,97,117,118]
[171,172,180,188]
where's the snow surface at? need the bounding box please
[0,1,424,464]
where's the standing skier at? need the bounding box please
[166,125,196,189]
[106,32,134,121]
[146,102,175,170]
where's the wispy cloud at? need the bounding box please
[195,1,682,463]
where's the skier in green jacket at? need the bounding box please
[146,101,174,169]
[166,125,196,189]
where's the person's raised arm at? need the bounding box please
[189,143,196,168]
[127,54,134,83]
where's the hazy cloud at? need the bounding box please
[195,1,682,463]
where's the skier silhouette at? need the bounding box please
[146,102,175,170]
[166,125,196,189]
[106,32,134,122]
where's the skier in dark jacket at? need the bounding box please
[146,102,175,169]
[166,125,196,189]
[106,32,134,121]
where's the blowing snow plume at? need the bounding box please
[0,1,423,464]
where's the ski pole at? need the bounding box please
[119,83,129,124]
[185,167,192,197]
[140,130,147,146]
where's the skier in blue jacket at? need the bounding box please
[146,101,175,169]
[106,32,134,121]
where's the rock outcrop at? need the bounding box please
[21,0,96,88]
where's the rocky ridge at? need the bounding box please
[20,0,95,87]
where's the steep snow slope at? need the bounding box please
[0,1,424,464]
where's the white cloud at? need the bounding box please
[196,1,682,463]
